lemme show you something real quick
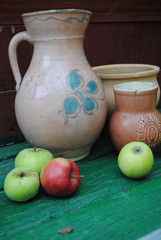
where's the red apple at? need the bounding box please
[40,158,81,197]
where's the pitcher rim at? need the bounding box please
[22,9,92,17]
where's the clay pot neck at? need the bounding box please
[33,38,85,58]
[114,82,158,113]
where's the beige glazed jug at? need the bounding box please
[9,9,107,160]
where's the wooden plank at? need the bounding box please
[0,25,15,91]
[0,133,161,239]
[0,25,33,92]
[0,0,161,24]
[4,174,161,240]
[0,141,31,161]
[0,91,21,139]
[0,135,25,147]
[85,22,161,68]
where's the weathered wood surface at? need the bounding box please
[1,133,161,239]
[11,176,161,240]
[0,91,20,140]
[0,25,33,92]
[0,0,161,24]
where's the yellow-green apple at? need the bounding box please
[40,158,81,197]
[15,148,54,175]
[118,141,154,178]
[4,167,40,202]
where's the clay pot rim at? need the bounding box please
[22,9,92,17]
[93,64,160,79]
[113,81,158,95]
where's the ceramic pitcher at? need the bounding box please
[109,81,161,152]
[9,9,107,160]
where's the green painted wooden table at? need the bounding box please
[1,133,161,240]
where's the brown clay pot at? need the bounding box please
[109,81,161,152]
[8,9,107,160]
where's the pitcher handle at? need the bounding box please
[8,31,33,91]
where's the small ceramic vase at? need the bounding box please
[93,64,160,134]
[8,9,107,160]
[109,81,161,152]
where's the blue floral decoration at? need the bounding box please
[59,69,104,124]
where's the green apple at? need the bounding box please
[118,141,154,178]
[4,167,40,202]
[15,148,54,175]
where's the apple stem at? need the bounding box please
[20,171,26,177]
[71,174,85,178]
[33,147,36,152]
